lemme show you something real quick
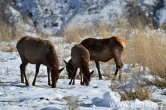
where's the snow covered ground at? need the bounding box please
[0,38,165,110]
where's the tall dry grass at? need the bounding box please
[0,21,23,52]
[63,22,115,43]
[122,22,166,87]
[63,21,166,87]
[63,24,94,43]
[124,29,166,78]
[0,22,22,41]
[121,85,152,101]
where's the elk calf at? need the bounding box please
[16,36,64,88]
[64,44,93,86]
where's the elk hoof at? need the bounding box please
[99,78,103,80]
[68,82,72,85]
[32,83,35,86]
[52,85,56,88]
[26,83,29,86]
[112,76,118,80]
[99,76,103,80]
[80,82,84,85]
[118,76,121,81]
[48,83,52,86]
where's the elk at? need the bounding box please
[64,44,94,86]
[81,36,126,80]
[64,59,74,79]
[65,36,125,80]
[16,36,64,88]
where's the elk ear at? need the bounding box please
[63,60,68,65]
[59,67,65,73]
[90,70,94,75]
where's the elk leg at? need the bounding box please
[51,69,56,88]
[69,68,77,85]
[95,61,102,80]
[72,69,77,85]
[72,77,75,85]
[32,64,40,86]
[47,67,51,86]
[81,68,87,86]
[20,62,29,86]
[69,79,73,85]
[80,71,83,85]
[118,62,123,80]
[113,56,123,80]
[82,73,86,86]
[20,64,24,83]
[69,75,74,85]
[19,57,27,83]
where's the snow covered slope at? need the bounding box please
[3,0,165,35]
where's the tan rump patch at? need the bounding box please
[115,37,126,48]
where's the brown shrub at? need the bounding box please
[121,85,152,101]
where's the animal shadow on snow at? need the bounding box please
[80,92,118,108]
[40,107,60,110]
[0,81,29,88]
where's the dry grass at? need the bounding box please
[0,22,21,40]
[96,22,113,38]
[145,77,166,89]
[0,22,23,52]
[153,77,166,88]
[63,24,94,43]
[0,15,23,52]
[121,85,152,101]
[63,21,116,43]
[124,30,166,72]
[64,20,166,87]
[63,96,80,110]
[123,26,166,87]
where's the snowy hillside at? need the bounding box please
[2,0,166,35]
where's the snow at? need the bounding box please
[67,0,126,27]
[157,8,166,25]
[143,0,166,25]
[1,0,164,36]
[0,39,165,110]
[91,91,121,107]
[4,5,36,34]
[143,0,156,6]
[4,5,23,24]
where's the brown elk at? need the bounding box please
[16,36,64,88]
[65,36,126,80]
[64,44,94,86]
